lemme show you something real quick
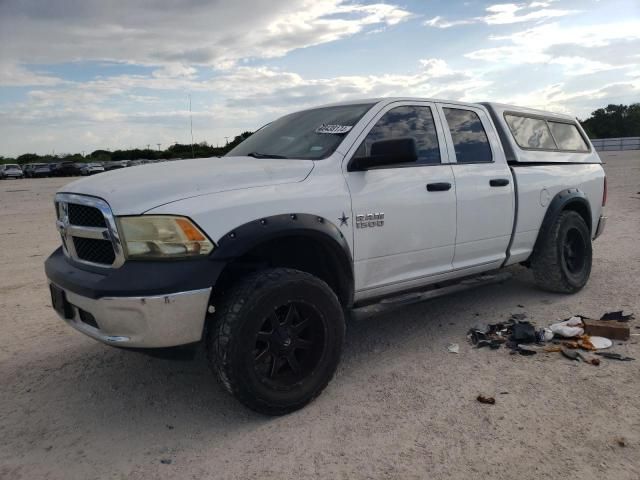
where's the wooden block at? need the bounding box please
[583,319,630,341]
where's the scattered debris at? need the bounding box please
[594,352,635,361]
[615,437,627,447]
[447,343,459,354]
[561,348,580,361]
[511,322,536,343]
[476,395,495,405]
[160,459,172,465]
[516,344,537,355]
[543,345,562,353]
[561,347,600,365]
[584,318,631,340]
[466,311,634,366]
[600,311,634,322]
[588,336,612,349]
[550,316,585,338]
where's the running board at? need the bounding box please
[350,271,512,319]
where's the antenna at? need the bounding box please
[189,94,195,159]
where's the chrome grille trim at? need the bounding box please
[54,193,125,268]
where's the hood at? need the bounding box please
[60,156,314,215]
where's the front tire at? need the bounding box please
[207,268,345,415]
[531,210,592,293]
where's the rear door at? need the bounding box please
[436,104,514,269]
[344,101,457,295]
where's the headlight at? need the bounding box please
[118,216,215,259]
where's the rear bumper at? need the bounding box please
[49,283,211,348]
[594,215,607,240]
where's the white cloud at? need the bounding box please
[424,1,575,29]
[0,0,411,69]
[0,63,67,87]
[465,20,640,75]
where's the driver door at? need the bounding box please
[343,102,457,299]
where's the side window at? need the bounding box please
[548,121,589,151]
[442,108,492,163]
[355,106,441,165]
[505,114,557,149]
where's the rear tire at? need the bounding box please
[531,210,592,293]
[207,268,345,415]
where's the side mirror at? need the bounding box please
[350,137,418,171]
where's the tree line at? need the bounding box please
[2,103,640,165]
[1,132,253,165]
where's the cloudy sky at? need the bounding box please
[0,0,638,156]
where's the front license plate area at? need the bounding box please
[50,284,74,319]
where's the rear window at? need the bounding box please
[505,114,556,150]
[443,108,492,163]
[548,121,589,151]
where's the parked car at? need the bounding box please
[22,164,34,177]
[29,163,52,178]
[80,163,105,176]
[104,160,127,171]
[0,164,24,179]
[45,98,606,415]
[57,161,82,176]
[48,163,61,177]
[126,160,145,167]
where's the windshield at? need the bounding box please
[226,103,374,160]
[5,164,20,169]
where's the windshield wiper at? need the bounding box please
[246,152,289,159]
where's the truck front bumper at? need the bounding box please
[45,247,225,348]
[49,283,211,348]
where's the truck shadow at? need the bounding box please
[2,266,561,454]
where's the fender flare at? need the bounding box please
[210,213,354,304]
[533,188,592,254]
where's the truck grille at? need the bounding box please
[73,237,116,265]
[55,193,124,268]
[68,204,107,228]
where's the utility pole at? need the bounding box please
[146,144,150,151]
[156,143,161,151]
[189,94,195,159]
[224,136,230,145]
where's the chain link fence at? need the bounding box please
[590,137,640,151]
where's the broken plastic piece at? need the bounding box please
[447,343,459,354]
[594,352,635,361]
[477,395,495,405]
[516,344,537,355]
[561,347,580,361]
[600,311,634,322]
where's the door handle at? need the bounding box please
[489,178,510,187]
[426,182,452,192]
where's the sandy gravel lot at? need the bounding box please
[1,152,639,479]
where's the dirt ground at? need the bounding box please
[1,152,639,480]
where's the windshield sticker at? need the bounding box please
[315,124,353,135]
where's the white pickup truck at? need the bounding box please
[45,98,606,414]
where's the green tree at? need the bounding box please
[580,103,640,138]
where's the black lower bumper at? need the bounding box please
[44,247,226,299]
